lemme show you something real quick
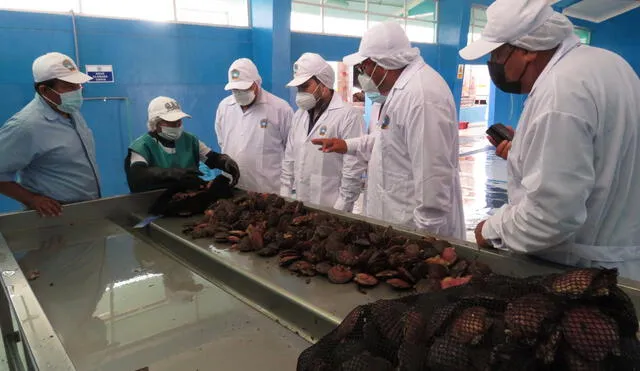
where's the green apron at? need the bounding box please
[129,132,200,169]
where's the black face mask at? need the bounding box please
[487,48,528,94]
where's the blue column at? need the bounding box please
[492,89,526,129]
[436,0,472,117]
[488,81,496,125]
[250,0,292,100]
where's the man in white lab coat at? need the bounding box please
[313,22,465,239]
[461,0,640,280]
[280,53,366,212]
[215,58,294,194]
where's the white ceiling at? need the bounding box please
[562,0,640,23]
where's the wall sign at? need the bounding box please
[86,65,114,83]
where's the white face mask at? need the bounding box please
[44,87,84,113]
[233,89,256,106]
[158,126,183,141]
[295,84,321,111]
[358,64,387,94]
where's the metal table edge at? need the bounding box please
[0,233,75,370]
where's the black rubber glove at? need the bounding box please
[177,169,206,190]
[127,163,204,193]
[205,152,240,187]
[219,154,240,187]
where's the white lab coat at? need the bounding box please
[215,89,294,194]
[280,93,366,211]
[346,57,465,239]
[482,35,640,281]
[360,102,383,213]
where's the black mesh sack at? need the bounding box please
[297,268,640,371]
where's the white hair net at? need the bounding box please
[370,47,421,70]
[512,12,574,51]
[344,21,421,70]
[315,64,335,89]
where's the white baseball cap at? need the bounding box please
[32,52,92,84]
[286,53,335,88]
[459,0,555,61]
[148,96,191,123]
[224,58,262,91]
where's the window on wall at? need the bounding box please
[174,0,249,26]
[0,0,249,27]
[82,0,176,22]
[467,6,591,46]
[467,5,487,46]
[0,0,80,12]
[291,0,438,44]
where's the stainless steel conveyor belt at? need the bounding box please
[0,193,308,370]
[0,191,639,370]
[132,200,640,337]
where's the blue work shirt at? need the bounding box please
[0,94,101,203]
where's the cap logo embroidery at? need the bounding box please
[293,64,299,73]
[164,101,180,111]
[62,59,76,71]
[231,69,240,80]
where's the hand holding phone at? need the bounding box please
[486,123,514,145]
[486,123,514,160]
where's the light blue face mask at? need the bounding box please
[47,87,84,113]
[367,92,387,104]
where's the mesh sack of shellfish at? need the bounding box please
[297,268,640,371]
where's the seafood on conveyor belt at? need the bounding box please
[182,192,492,292]
[297,268,640,371]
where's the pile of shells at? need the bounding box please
[182,192,492,292]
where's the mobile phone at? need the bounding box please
[486,123,513,144]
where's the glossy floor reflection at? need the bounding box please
[459,123,508,241]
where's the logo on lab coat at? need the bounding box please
[319,126,327,136]
[381,115,391,129]
[260,119,268,129]
[231,69,240,80]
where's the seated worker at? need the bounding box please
[126,96,240,193]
